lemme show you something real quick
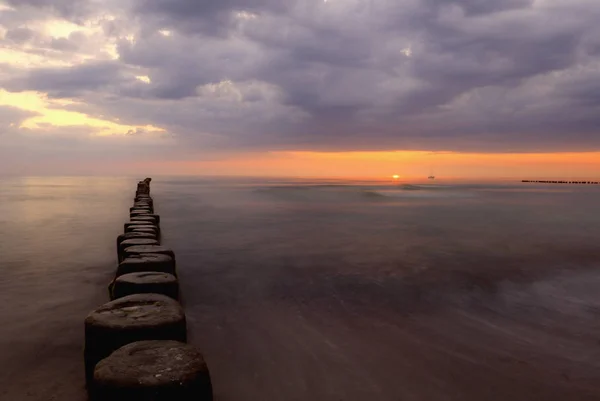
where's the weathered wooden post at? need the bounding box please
[85,178,212,400]
[93,341,212,401]
[84,294,186,383]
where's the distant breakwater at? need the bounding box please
[522,180,600,185]
[83,178,213,400]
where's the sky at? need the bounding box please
[1,0,600,178]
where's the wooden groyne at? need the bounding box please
[522,180,600,184]
[83,178,213,400]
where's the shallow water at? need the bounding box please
[1,176,600,400]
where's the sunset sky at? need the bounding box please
[1,0,600,178]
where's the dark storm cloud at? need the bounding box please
[4,27,36,43]
[138,0,288,17]
[3,0,95,21]
[4,61,133,98]
[114,32,267,99]
[3,0,600,153]
[425,0,534,16]
[135,0,292,35]
[2,26,80,53]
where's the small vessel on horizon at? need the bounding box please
[428,175,435,180]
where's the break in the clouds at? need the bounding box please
[1,0,600,169]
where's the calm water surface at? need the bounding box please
[1,176,600,400]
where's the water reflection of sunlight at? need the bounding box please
[17,177,124,223]
[2,177,134,268]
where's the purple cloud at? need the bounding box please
[2,0,600,159]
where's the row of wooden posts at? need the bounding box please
[522,180,600,184]
[83,178,213,400]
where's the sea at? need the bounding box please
[1,176,600,400]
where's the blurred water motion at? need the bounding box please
[1,176,600,400]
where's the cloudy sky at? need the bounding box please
[1,0,600,177]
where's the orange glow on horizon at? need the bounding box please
[127,150,600,179]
